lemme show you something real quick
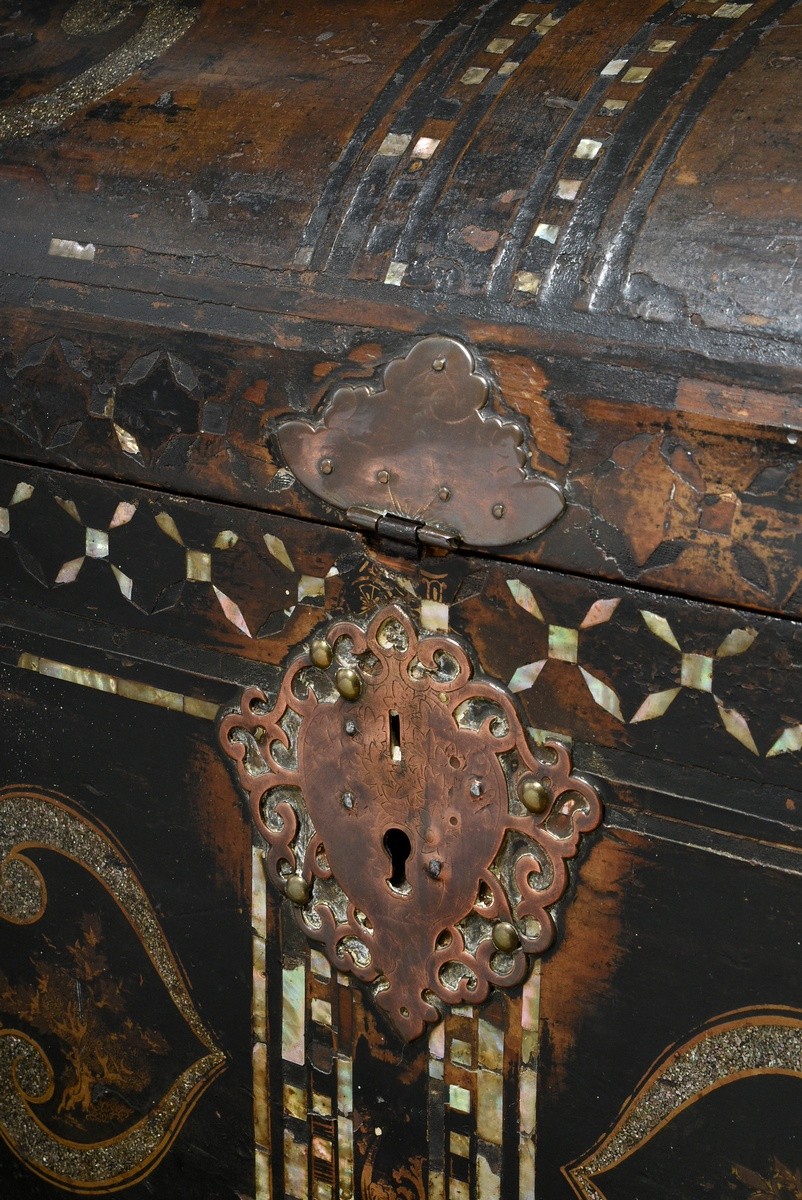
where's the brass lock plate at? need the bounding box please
[219,605,601,1039]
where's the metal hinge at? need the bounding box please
[278,336,565,550]
[346,506,460,551]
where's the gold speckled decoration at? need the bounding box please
[0,0,199,142]
[0,786,225,1191]
[0,1034,221,1191]
[563,1007,802,1200]
[62,0,136,36]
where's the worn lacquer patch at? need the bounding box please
[0,1,198,142]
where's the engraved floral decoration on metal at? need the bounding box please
[277,336,565,548]
[219,604,602,1039]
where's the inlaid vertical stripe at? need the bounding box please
[282,954,308,1200]
[519,963,542,1199]
[284,1129,308,1200]
[254,845,542,1200]
[429,1019,447,1200]
[309,953,337,1200]
[337,1042,354,1200]
[255,1141,271,1200]
[476,1017,505,1198]
[335,969,355,1199]
[428,1001,518,1200]
[445,1007,480,1200]
[252,847,271,1200]
[282,963,306,1066]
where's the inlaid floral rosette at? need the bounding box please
[218,604,602,1038]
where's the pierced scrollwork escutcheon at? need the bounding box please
[219,605,602,1039]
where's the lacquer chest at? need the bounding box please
[1,2,801,1198]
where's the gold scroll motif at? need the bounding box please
[732,1160,802,1198]
[0,786,225,1192]
[360,1140,426,1200]
[564,1006,802,1200]
[0,1,198,142]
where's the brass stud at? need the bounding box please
[520,777,549,814]
[377,469,390,484]
[286,875,311,905]
[438,486,451,501]
[432,356,447,371]
[320,458,333,475]
[492,922,520,952]
[336,667,363,701]
[310,638,333,668]
[492,503,505,519]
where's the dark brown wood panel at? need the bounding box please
[1,2,800,1196]
[2,313,801,618]
[0,459,800,825]
[0,663,252,1198]
[0,464,800,1199]
[1,0,799,362]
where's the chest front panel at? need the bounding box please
[0,460,799,1200]
[1,0,801,1194]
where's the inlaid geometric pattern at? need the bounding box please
[337,0,775,306]
[0,480,32,536]
[631,613,759,754]
[507,582,624,721]
[1,475,800,763]
[503,576,796,759]
[3,480,334,639]
[252,847,541,1200]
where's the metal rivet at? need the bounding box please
[438,486,451,501]
[336,667,363,701]
[344,719,358,736]
[492,503,505,519]
[310,638,333,668]
[377,469,390,484]
[427,859,443,879]
[320,458,333,475]
[470,779,484,798]
[492,922,520,952]
[520,777,550,814]
[286,875,311,905]
[432,356,447,371]
[342,792,354,810]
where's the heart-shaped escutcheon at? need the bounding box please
[219,604,602,1039]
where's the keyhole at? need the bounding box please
[383,828,411,889]
[389,710,402,763]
